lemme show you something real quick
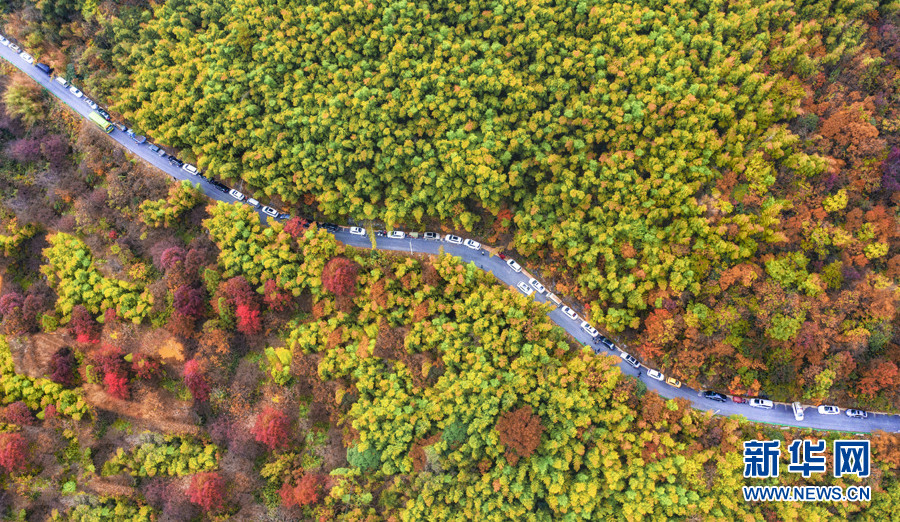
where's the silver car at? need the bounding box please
[228,189,245,201]
[445,234,462,244]
[464,238,481,250]
[388,231,405,239]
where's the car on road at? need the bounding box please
[388,231,405,239]
[54,76,68,87]
[506,259,522,272]
[276,212,290,220]
[647,369,664,381]
[580,321,598,337]
[516,281,533,296]
[792,402,804,421]
[0,37,8,46]
[19,52,33,64]
[261,206,278,217]
[228,189,245,201]
[464,239,481,250]
[817,405,840,415]
[127,131,146,144]
[114,122,128,132]
[96,108,111,120]
[148,144,161,154]
[528,278,545,294]
[68,85,83,98]
[8,43,20,53]
[560,306,578,321]
[35,63,52,75]
[749,398,774,409]
[620,352,640,369]
[732,396,747,404]
[349,227,366,236]
[445,234,462,244]
[247,198,259,207]
[666,377,682,388]
[598,336,615,350]
[702,391,728,403]
[319,223,340,232]
[208,180,228,193]
[423,232,439,240]
[181,163,198,175]
[845,409,868,419]
[84,98,98,110]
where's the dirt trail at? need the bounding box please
[9,331,69,379]
[83,383,200,436]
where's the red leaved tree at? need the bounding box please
[187,471,226,512]
[251,407,290,451]
[495,406,544,466]
[4,402,34,426]
[50,347,77,386]
[235,304,261,335]
[284,217,310,238]
[131,353,162,381]
[0,432,29,473]
[322,257,359,296]
[69,305,100,343]
[279,473,326,508]
[183,359,210,402]
[263,279,293,312]
[174,285,205,317]
[103,372,130,400]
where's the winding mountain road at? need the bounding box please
[2,43,897,435]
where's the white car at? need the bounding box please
[817,405,840,415]
[506,259,522,272]
[527,278,545,294]
[647,369,664,381]
[749,399,774,410]
[68,85,83,98]
[560,306,578,321]
[845,409,868,419]
[228,189,245,201]
[580,321,598,337]
[261,206,278,217]
[388,231,405,239]
[181,163,198,175]
[246,198,259,207]
[8,43,19,52]
[464,239,481,250]
[516,281,533,296]
[792,402,804,421]
[423,232,439,240]
[54,76,68,87]
[445,234,462,244]
[0,37,8,46]
[83,98,98,110]
[349,227,366,236]
[19,52,33,64]
[620,352,640,369]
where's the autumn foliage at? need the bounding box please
[322,257,358,297]
[279,473,325,508]
[251,406,290,451]
[0,433,28,474]
[186,471,226,512]
[183,359,210,402]
[495,406,544,466]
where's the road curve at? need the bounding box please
[2,43,897,435]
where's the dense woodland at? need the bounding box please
[2,0,900,407]
[0,0,899,519]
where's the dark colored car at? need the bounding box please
[169,158,184,168]
[208,180,229,193]
[276,212,291,220]
[148,144,161,153]
[319,223,340,232]
[35,63,52,75]
[702,391,728,403]
[96,108,111,121]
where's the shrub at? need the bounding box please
[173,285,205,317]
[131,354,161,381]
[70,305,100,344]
[4,401,34,425]
[103,372,129,400]
[263,279,292,312]
[0,432,28,473]
[251,407,290,451]
[183,359,210,402]
[280,473,325,508]
[50,347,78,386]
[186,471,226,513]
[235,304,261,336]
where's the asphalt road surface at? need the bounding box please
[2,42,898,435]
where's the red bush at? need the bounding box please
[103,372,130,400]
[279,473,325,508]
[174,285,205,317]
[221,276,254,307]
[251,407,290,451]
[322,258,359,296]
[183,359,210,402]
[284,217,310,238]
[92,345,127,377]
[50,347,77,386]
[263,279,292,312]
[187,471,226,512]
[235,304,261,336]
[4,402,34,426]
[69,305,100,343]
[131,353,162,381]
[0,433,29,473]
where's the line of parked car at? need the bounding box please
[700,390,869,421]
